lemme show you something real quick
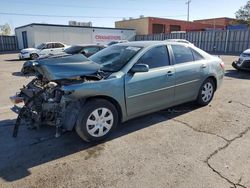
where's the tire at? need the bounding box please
[196,78,215,106]
[30,53,39,60]
[75,99,119,142]
[232,61,240,70]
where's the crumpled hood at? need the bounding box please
[22,54,101,81]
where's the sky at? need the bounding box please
[0,0,247,34]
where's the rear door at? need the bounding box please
[125,45,175,116]
[170,44,205,104]
[52,43,65,55]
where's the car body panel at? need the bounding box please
[125,66,175,116]
[22,54,100,81]
[173,61,204,103]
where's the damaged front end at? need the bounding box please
[11,54,104,137]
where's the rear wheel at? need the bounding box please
[196,78,215,106]
[75,99,119,142]
[30,53,38,60]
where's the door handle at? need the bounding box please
[201,64,207,68]
[167,71,174,77]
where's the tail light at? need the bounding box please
[220,61,225,69]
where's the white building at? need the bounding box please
[15,23,136,49]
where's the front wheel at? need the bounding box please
[75,99,119,142]
[196,78,215,106]
[30,53,39,60]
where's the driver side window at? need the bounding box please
[136,46,170,69]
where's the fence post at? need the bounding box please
[224,30,229,54]
[198,31,202,48]
[0,35,4,51]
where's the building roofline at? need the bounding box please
[194,17,236,21]
[15,23,135,31]
[115,17,149,23]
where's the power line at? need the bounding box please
[0,12,187,19]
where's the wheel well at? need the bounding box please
[30,53,38,56]
[207,76,217,91]
[85,96,123,123]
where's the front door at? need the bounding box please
[125,45,175,117]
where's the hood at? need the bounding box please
[22,54,101,81]
[38,52,69,59]
[21,48,38,53]
[243,49,250,54]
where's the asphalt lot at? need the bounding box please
[0,53,250,188]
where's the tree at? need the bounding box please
[0,23,11,35]
[235,1,250,25]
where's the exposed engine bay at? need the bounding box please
[11,54,107,137]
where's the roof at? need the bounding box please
[15,23,135,31]
[116,40,192,48]
[194,17,236,21]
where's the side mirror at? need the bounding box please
[130,64,149,73]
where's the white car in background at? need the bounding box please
[232,49,250,71]
[19,42,68,60]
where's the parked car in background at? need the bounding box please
[232,49,250,71]
[64,44,106,57]
[107,40,128,46]
[11,41,224,142]
[165,39,194,46]
[19,42,68,60]
[21,44,106,75]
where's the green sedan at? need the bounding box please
[12,41,225,142]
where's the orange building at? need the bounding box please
[115,17,235,35]
[194,17,236,28]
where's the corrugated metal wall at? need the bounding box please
[0,35,18,52]
[135,29,250,54]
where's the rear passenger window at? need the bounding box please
[137,46,170,69]
[171,45,194,64]
[55,43,64,48]
[192,49,204,61]
[46,43,53,49]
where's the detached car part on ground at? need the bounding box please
[11,41,225,142]
[232,49,250,71]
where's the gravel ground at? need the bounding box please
[0,53,250,188]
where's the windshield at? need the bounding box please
[36,43,45,49]
[89,45,141,72]
[64,46,84,54]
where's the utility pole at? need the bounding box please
[186,0,191,21]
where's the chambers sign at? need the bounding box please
[94,34,122,43]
